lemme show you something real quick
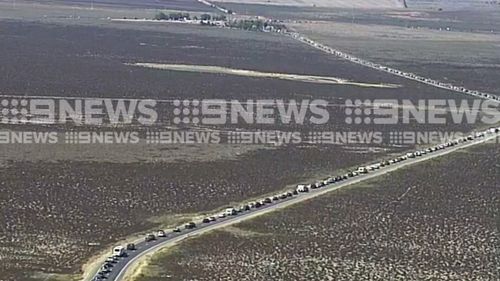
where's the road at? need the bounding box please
[197,0,499,103]
[289,33,500,103]
[89,129,499,281]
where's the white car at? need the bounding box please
[225,208,237,216]
[357,167,368,174]
[112,246,126,257]
[296,184,309,193]
[157,230,166,237]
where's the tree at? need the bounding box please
[200,14,211,21]
[154,12,168,20]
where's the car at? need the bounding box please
[243,205,251,211]
[357,167,368,174]
[264,197,272,203]
[280,194,287,199]
[202,218,211,223]
[173,227,181,233]
[296,184,309,193]
[100,266,111,274]
[272,196,279,201]
[292,190,299,195]
[185,222,196,229]
[106,257,117,263]
[145,234,156,242]
[218,213,226,218]
[157,230,166,237]
[255,202,262,208]
[126,243,136,251]
[225,208,237,216]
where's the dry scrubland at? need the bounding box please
[133,144,499,281]
[214,0,405,9]
[0,5,491,281]
[0,20,415,280]
[290,10,500,96]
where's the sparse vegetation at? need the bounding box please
[133,144,499,281]
[0,1,497,281]
[153,11,191,21]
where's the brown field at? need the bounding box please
[133,143,499,281]
[288,10,500,96]
[215,0,405,9]
[0,3,493,280]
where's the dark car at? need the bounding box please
[185,222,196,229]
[202,218,211,223]
[145,234,156,242]
[126,243,136,251]
[264,198,272,204]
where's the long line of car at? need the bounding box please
[92,126,500,281]
[196,0,499,103]
[287,32,500,103]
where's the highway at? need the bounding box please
[197,0,500,103]
[89,128,499,281]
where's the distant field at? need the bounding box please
[293,19,500,96]
[215,0,405,9]
[3,0,214,11]
[215,0,499,9]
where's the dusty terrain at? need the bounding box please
[132,144,499,281]
[215,0,405,9]
[0,2,495,281]
[257,6,500,98]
